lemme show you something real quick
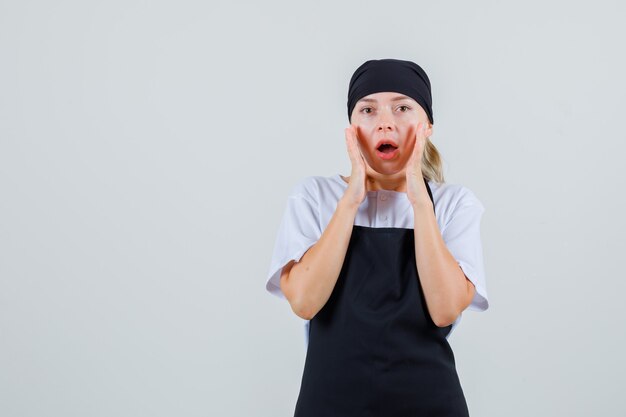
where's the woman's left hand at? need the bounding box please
[406,121,433,207]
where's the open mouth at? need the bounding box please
[375,141,399,160]
[377,143,398,154]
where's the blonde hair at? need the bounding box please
[421,137,445,184]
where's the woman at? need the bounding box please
[266,58,489,416]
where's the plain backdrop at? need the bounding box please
[1,0,625,416]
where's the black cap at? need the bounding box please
[347,58,433,124]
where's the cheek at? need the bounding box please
[403,115,430,137]
[400,122,418,142]
[352,113,376,128]
[354,126,370,144]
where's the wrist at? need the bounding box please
[338,196,361,214]
[411,199,434,213]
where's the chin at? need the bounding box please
[373,166,405,177]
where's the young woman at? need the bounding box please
[266,58,489,416]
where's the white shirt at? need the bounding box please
[266,173,489,346]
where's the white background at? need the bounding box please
[1,0,625,416]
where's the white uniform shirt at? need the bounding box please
[266,173,489,346]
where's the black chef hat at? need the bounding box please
[347,58,433,124]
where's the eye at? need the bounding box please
[360,107,373,114]
[398,105,411,112]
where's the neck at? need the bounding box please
[366,173,407,192]
[340,169,414,192]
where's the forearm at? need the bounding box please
[412,201,470,327]
[285,197,359,320]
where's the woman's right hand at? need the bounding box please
[341,125,368,209]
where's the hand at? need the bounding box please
[341,125,368,209]
[406,121,433,207]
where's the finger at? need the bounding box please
[345,127,357,164]
[416,121,427,138]
[350,127,365,158]
[415,122,425,150]
[410,123,425,165]
[417,122,430,147]
[425,123,433,137]
[405,134,417,168]
[411,135,420,165]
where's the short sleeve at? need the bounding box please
[441,189,489,312]
[265,184,322,300]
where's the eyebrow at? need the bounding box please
[357,95,411,103]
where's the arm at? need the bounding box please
[280,197,359,320]
[412,200,476,327]
[405,123,476,327]
[280,126,369,321]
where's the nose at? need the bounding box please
[377,121,393,132]
[376,110,394,132]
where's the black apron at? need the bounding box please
[294,178,470,417]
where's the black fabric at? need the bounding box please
[347,58,434,125]
[293,180,469,416]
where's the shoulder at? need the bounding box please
[430,181,484,210]
[287,174,345,203]
[428,181,485,227]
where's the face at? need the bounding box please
[350,91,431,176]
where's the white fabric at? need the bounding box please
[266,174,489,345]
